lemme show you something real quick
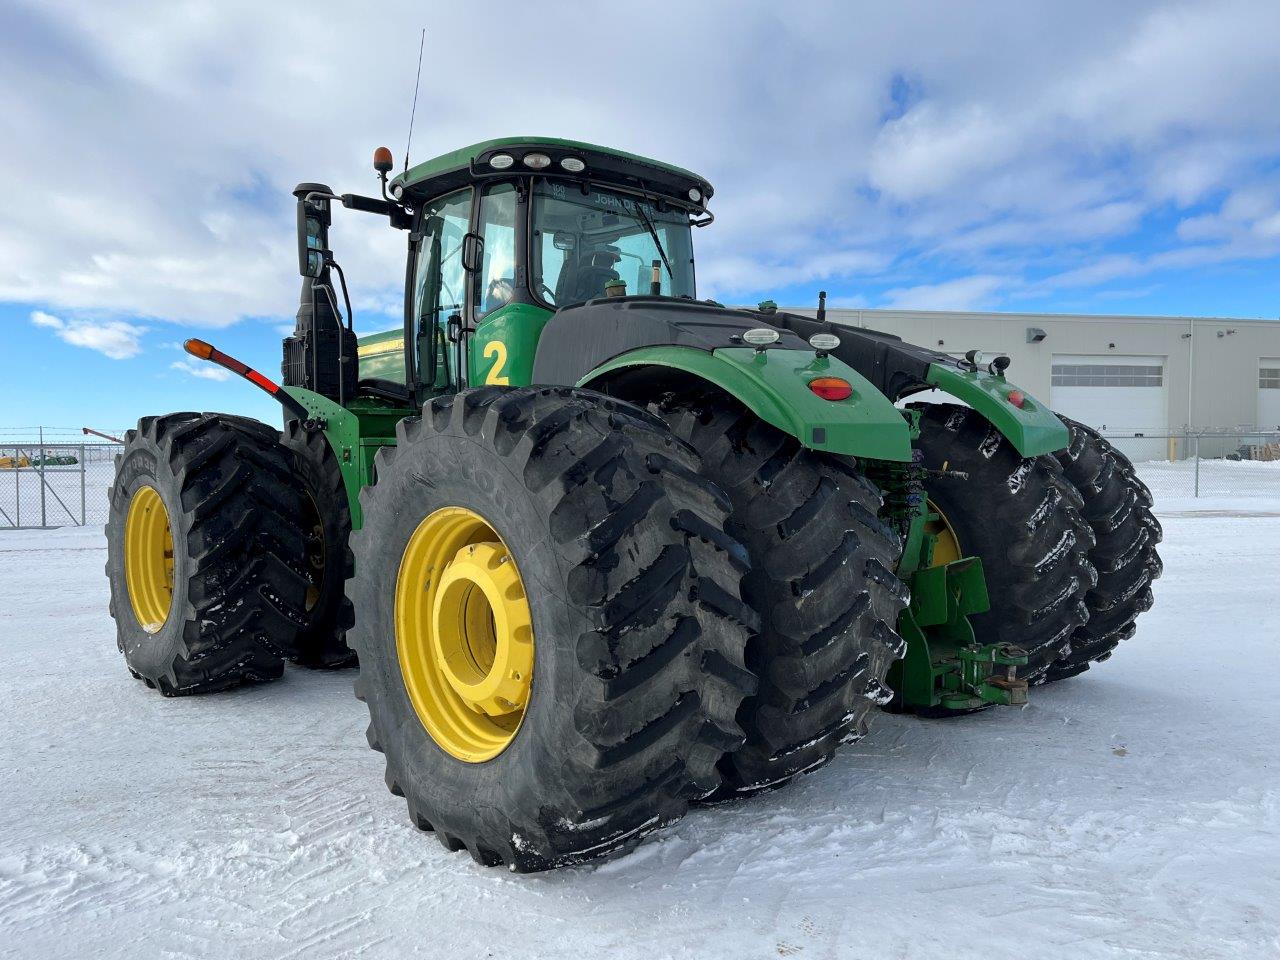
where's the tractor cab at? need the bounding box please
[284,138,713,407]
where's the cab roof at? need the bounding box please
[390,136,714,210]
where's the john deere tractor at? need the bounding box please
[105,137,1161,871]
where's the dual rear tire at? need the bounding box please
[1048,417,1163,679]
[660,395,908,794]
[913,404,1161,682]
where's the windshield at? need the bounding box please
[531,180,695,306]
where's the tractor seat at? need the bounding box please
[556,245,623,305]
[567,264,620,303]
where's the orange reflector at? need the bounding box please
[184,338,213,360]
[1007,389,1026,408]
[808,377,853,401]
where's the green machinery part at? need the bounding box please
[868,409,1036,714]
[281,386,404,528]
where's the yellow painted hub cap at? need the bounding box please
[394,507,534,762]
[925,499,962,568]
[124,485,175,633]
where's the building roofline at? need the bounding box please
[788,306,1280,327]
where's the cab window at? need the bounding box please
[475,183,518,320]
[412,188,472,387]
[530,180,695,306]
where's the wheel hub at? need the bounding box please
[394,507,535,763]
[431,541,533,717]
[123,485,175,633]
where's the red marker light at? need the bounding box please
[1007,389,1026,408]
[808,377,853,401]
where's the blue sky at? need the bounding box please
[3,0,1280,431]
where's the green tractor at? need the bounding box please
[105,137,1162,871]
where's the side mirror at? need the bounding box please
[293,183,333,278]
[462,232,485,273]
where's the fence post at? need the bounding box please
[80,443,87,526]
[1193,434,1200,498]
[39,429,47,527]
[15,446,20,527]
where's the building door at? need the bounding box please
[1259,359,1280,432]
[1051,355,1168,462]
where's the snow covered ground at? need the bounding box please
[2,507,1278,959]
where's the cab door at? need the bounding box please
[469,182,552,388]
[408,187,472,398]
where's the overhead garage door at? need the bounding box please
[1260,360,1280,432]
[1051,355,1168,462]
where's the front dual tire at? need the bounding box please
[105,413,309,694]
[349,387,755,871]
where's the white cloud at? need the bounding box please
[1037,256,1145,292]
[2,0,1280,325]
[869,103,1021,203]
[171,359,231,381]
[29,310,145,359]
[883,275,1008,311]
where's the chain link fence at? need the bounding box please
[1106,430,1280,504]
[3,424,1277,530]
[1,435,123,530]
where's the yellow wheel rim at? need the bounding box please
[394,506,534,763]
[124,485,175,633]
[925,499,963,568]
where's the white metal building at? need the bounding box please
[786,307,1280,461]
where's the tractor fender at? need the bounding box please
[761,309,1068,458]
[579,345,913,462]
[920,364,1068,458]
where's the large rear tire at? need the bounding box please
[105,413,309,695]
[661,395,908,795]
[281,421,357,669]
[913,404,1096,681]
[1046,416,1163,680]
[348,387,754,871]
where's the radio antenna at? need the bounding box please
[403,28,426,174]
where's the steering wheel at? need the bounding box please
[537,281,556,305]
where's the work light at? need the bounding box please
[742,328,780,346]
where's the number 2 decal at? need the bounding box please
[483,340,510,385]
